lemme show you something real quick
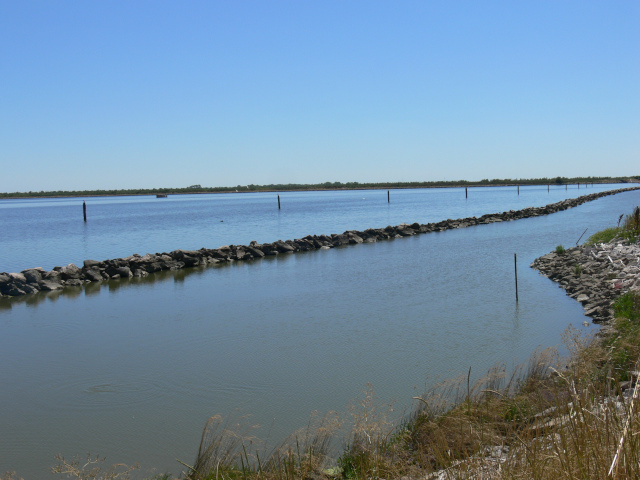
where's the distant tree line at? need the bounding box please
[1,176,638,199]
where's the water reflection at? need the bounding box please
[0,252,307,307]
[84,281,102,296]
[64,286,83,299]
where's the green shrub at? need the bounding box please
[555,245,566,255]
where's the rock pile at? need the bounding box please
[1,186,638,298]
[531,239,640,324]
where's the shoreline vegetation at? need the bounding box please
[1,176,638,200]
[3,193,640,480]
[1,187,638,300]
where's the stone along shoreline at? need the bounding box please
[1,186,638,299]
[532,240,640,324]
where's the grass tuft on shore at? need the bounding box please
[586,206,640,245]
[585,227,620,245]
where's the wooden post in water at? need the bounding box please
[277,195,281,210]
[566,184,567,190]
[514,253,519,302]
[83,201,87,222]
[465,187,468,199]
[576,228,588,245]
[578,182,580,189]
[517,185,519,195]
[548,184,549,192]
[387,190,390,203]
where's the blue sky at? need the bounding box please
[1,1,638,192]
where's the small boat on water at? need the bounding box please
[156,194,168,198]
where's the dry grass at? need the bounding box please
[336,384,401,479]
[184,411,341,480]
[50,454,139,479]
[1,472,23,480]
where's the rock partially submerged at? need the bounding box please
[1,186,638,298]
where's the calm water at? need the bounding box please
[0,184,625,274]
[0,184,638,478]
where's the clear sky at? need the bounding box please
[1,1,638,192]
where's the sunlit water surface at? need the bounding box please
[0,185,638,478]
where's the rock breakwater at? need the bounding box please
[1,186,638,298]
[532,239,640,324]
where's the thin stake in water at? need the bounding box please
[83,201,87,222]
[514,253,518,302]
[278,195,281,210]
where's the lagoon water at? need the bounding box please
[1,184,639,478]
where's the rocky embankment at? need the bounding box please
[1,187,638,298]
[532,240,640,324]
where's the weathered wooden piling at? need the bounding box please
[278,195,281,210]
[387,190,390,203]
[514,253,519,302]
[517,185,519,195]
[83,201,87,222]
[548,184,549,192]
[465,187,468,198]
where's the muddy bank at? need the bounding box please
[1,186,638,299]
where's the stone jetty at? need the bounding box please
[532,238,640,324]
[1,186,638,298]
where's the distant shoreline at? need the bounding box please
[1,177,637,200]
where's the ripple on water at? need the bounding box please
[53,377,167,411]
